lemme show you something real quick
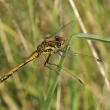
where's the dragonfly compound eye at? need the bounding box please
[56,42,61,48]
[55,37,60,41]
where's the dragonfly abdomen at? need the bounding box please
[0,51,38,83]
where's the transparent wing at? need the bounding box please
[45,20,76,40]
[34,53,85,91]
[34,49,105,91]
[63,49,105,91]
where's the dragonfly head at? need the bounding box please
[54,36,65,48]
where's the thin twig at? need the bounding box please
[68,0,110,92]
[56,0,63,109]
[0,19,13,64]
[68,0,110,109]
[13,20,30,55]
[0,19,21,88]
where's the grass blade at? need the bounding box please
[43,37,72,110]
[73,33,110,43]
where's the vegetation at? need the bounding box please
[0,0,110,110]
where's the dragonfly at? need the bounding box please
[0,20,103,90]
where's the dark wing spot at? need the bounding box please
[78,78,83,84]
[97,58,102,62]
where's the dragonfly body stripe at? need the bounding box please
[42,47,56,54]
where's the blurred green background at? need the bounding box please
[0,0,110,110]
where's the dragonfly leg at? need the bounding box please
[56,45,70,58]
[44,54,59,75]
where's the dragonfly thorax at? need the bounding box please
[36,36,65,55]
[37,40,56,55]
